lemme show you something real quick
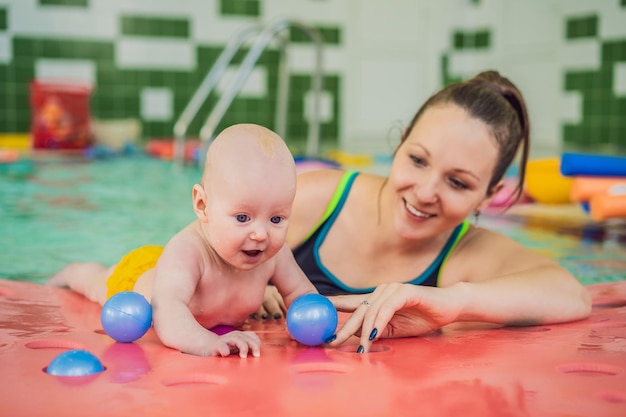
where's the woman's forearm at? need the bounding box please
[451,267,592,326]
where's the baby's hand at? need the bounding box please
[210,330,261,358]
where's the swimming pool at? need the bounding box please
[0,155,198,283]
[1,154,625,285]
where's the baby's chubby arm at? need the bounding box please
[150,238,260,358]
[270,243,318,307]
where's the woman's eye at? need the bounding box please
[236,214,249,223]
[449,178,468,189]
[270,216,282,224]
[410,155,426,166]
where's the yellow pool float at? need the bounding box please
[524,157,573,204]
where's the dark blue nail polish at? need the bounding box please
[273,313,282,319]
[261,314,269,319]
[369,328,378,341]
[324,335,336,343]
[356,345,365,354]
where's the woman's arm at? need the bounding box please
[443,227,591,324]
[328,229,591,353]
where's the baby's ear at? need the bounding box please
[192,184,208,222]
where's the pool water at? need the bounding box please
[1,155,625,285]
[1,155,198,283]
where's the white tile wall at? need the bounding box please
[614,62,626,96]
[215,66,267,97]
[116,38,196,70]
[0,33,10,64]
[559,39,601,71]
[35,58,96,86]
[141,87,173,121]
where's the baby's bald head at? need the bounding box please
[202,124,296,192]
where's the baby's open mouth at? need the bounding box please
[243,250,262,257]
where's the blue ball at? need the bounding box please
[101,292,152,343]
[287,294,338,346]
[46,349,104,376]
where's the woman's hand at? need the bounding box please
[327,283,463,353]
[251,285,287,320]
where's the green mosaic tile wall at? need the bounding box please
[220,0,261,17]
[441,12,626,153]
[0,2,340,151]
[563,13,626,152]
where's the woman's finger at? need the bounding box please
[328,297,373,346]
[328,294,365,312]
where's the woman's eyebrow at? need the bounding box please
[452,168,480,181]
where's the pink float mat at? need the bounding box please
[1,279,625,417]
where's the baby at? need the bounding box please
[48,123,317,357]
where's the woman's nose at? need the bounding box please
[415,176,439,204]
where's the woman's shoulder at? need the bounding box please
[289,169,370,246]
[295,169,383,206]
[297,167,347,185]
[442,224,557,284]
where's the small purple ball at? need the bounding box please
[101,292,152,343]
[287,294,338,346]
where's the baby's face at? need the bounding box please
[203,165,296,270]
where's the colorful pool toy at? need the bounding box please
[1,278,625,416]
[0,150,35,177]
[561,152,626,177]
[145,139,200,162]
[524,157,573,204]
[564,156,626,221]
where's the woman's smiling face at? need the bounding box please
[388,103,501,239]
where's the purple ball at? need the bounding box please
[287,294,338,346]
[101,292,152,343]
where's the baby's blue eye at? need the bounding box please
[236,214,249,223]
[270,216,282,224]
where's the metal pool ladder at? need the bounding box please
[173,17,324,166]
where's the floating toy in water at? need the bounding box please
[560,152,626,177]
[286,293,338,346]
[46,349,104,376]
[524,158,573,204]
[145,139,199,162]
[570,177,626,202]
[0,149,20,163]
[294,156,340,173]
[589,193,626,221]
[101,292,152,343]
[0,150,35,177]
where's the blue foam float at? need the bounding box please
[560,152,626,177]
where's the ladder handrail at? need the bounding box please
[173,25,261,164]
[199,17,324,157]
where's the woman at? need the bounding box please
[260,70,591,353]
